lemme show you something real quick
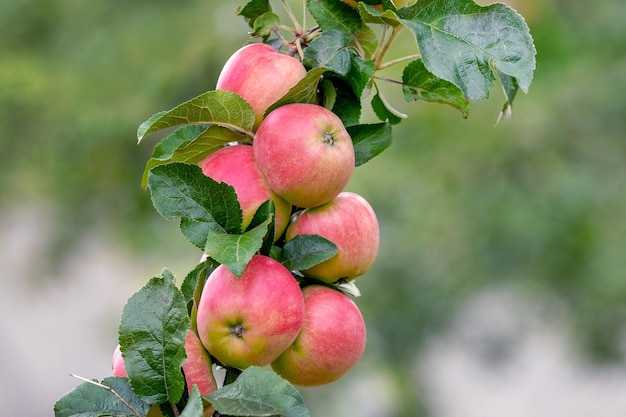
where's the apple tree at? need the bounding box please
[54,0,536,416]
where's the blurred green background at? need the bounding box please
[1,0,625,416]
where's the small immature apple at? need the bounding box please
[254,103,355,208]
[286,192,379,282]
[271,285,366,386]
[198,144,292,240]
[216,43,307,130]
[196,255,305,369]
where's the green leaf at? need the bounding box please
[396,0,536,101]
[303,30,352,76]
[204,215,273,277]
[495,67,519,124]
[141,125,244,189]
[237,0,272,28]
[264,67,327,116]
[355,24,379,58]
[358,3,402,26]
[246,199,276,256]
[371,92,405,124]
[348,122,393,166]
[54,377,151,417]
[331,78,362,127]
[347,55,375,99]
[402,59,470,118]
[181,260,211,312]
[182,257,220,332]
[147,162,243,250]
[307,0,362,36]
[118,275,190,404]
[180,385,204,417]
[207,366,309,417]
[137,90,255,143]
[320,78,338,110]
[251,12,281,37]
[281,234,338,271]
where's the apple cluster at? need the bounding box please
[112,43,379,393]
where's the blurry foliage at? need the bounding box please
[1,0,625,415]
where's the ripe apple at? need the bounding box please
[196,255,305,369]
[271,285,366,386]
[198,144,292,240]
[216,43,307,130]
[285,192,379,282]
[253,103,355,208]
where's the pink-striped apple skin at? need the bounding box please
[216,43,307,130]
[271,285,366,386]
[182,330,217,417]
[198,144,292,240]
[286,192,379,282]
[253,103,355,209]
[196,255,305,369]
[182,330,217,397]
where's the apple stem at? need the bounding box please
[374,25,405,70]
[378,53,422,71]
[280,0,303,34]
[230,323,245,337]
[323,131,335,145]
[373,80,408,119]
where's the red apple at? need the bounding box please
[286,192,379,282]
[216,43,307,130]
[253,103,355,208]
[198,144,292,240]
[271,285,366,386]
[196,255,305,369]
